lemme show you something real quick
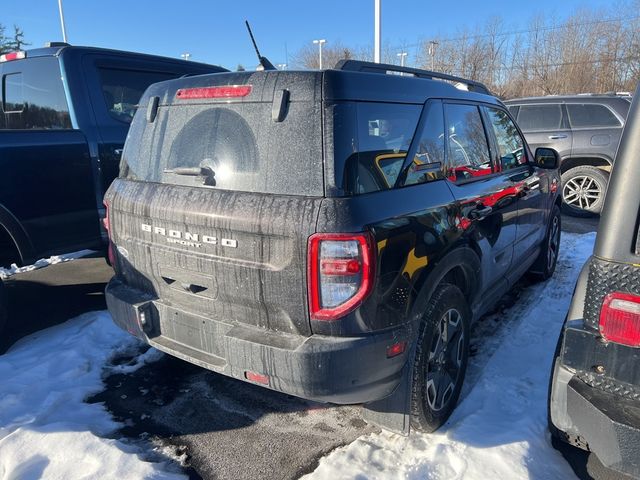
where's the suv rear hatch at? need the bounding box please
[106,71,324,340]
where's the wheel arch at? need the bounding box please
[560,156,612,174]
[0,203,35,266]
[410,245,482,325]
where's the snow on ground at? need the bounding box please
[0,250,95,279]
[0,232,595,480]
[0,312,185,480]
[307,231,596,480]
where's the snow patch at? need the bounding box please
[0,250,95,279]
[0,311,185,479]
[307,232,596,480]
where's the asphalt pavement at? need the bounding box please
[0,213,625,480]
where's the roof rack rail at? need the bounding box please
[334,60,491,95]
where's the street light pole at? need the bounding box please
[312,39,326,69]
[374,0,381,63]
[180,52,191,61]
[58,0,68,43]
[397,52,407,67]
[277,63,287,70]
[428,41,439,70]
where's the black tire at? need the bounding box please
[529,205,561,281]
[410,283,470,433]
[561,166,609,217]
[0,279,7,338]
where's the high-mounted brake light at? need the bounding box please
[599,291,640,347]
[308,232,375,321]
[0,51,26,62]
[175,85,252,100]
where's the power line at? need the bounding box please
[391,15,640,51]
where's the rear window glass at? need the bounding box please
[122,100,324,197]
[517,104,562,131]
[567,104,621,128]
[0,57,72,130]
[98,68,177,124]
[334,102,421,195]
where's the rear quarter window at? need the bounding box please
[567,103,621,128]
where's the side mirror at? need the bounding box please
[534,147,559,169]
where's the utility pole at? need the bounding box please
[313,39,326,69]
[428,41,439,70]
[374,0,381,63]
[180,52,191,61]
[397,52,407,67]
[58,0,68,43]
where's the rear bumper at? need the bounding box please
[549,323,640,478]
[105,277,410,404]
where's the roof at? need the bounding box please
[505,94,631,104]
[14,43,226,71]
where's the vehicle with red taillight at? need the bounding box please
[548,85,640,477]
[0,42,226,336]
[104,60,561,433]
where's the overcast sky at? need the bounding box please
[4,0,621,70]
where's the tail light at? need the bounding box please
[307,233,375,321]
[103,200,115,265]
[599,292,640,347]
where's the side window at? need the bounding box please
[516,104,562,131]
[485,107,527,172]
[97,67,177,124]
[0,57,72,130]
[566,104,621,128]
[444,103,492,183]
[507,105,519,118]
[3,73,24,112]
[339,102,421,195]
[404,101,445,186]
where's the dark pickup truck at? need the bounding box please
[0,43,225,334]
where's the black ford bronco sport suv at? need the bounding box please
[105,61,562,433]
[548,86,640,477]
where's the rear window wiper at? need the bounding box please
[163,166,216,185]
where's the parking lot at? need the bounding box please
[3,214,621,480]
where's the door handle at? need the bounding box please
[469,205,493,220]
[548,134,567,140]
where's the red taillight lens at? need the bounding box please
[102,200,110,235]
[103,200,115,265]
[175,85,252,100]
[599,292,640,347]
[308,233,375,321]
[0,51,26,62]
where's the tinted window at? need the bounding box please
[485,107,527,171]
[98,67,177,124]
[567,104,621,128]
[517,104,562,131]
[335,102,421,195]
[123,100,324,197]
[404,101,445,186]
[445,104,492,182]
[3,73,23,112]
[507,105,519,118]
[0,57,72,130]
